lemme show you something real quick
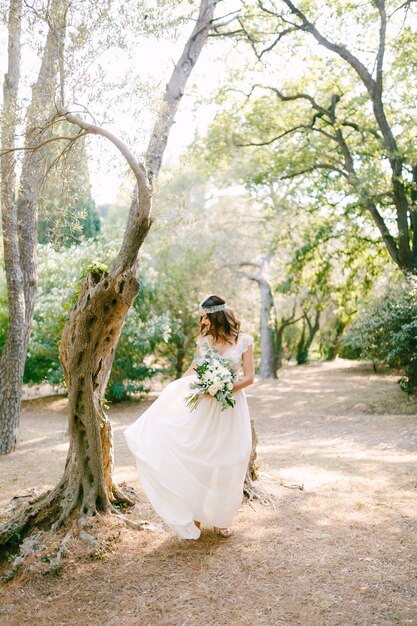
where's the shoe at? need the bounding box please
[215,527,233,537]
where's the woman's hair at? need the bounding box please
[198,295,240,344]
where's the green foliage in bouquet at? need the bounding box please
[185,349,237,412]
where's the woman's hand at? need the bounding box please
[199,392,214,399]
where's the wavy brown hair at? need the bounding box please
[198,295,241,344]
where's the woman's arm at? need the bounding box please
[232,344,255,392]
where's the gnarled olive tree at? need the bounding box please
[0,0,219,577]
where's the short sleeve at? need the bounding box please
[195,335,208,357]
[240,333,254,354]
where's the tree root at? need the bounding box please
[279,481,304,491]
[243,469,272,505]
[1,517,97,582]
[111,482,136,508]
[0,485,61,554]
[1,530,46,582]
[0,480,157,581]
[0,505,165,582]
[110,507,163,533]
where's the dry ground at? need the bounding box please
[0,359,417,626]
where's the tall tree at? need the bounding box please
[0,0,219,576]
[238,255,277,378]
[0,0,70,454]
[219,0,417,275]
[0,0,24,453]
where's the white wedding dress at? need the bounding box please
[123,332,254,539]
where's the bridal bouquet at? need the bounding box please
[185,349,237,412]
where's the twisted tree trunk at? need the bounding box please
[58,268,147,520]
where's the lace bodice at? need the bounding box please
[196,332,254,370]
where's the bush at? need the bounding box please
[0,230,214,402]
[11,236,163,399]
[340,278,417,394]
[23,238,121,387]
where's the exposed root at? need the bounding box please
[6,488,45,513]
[243,470,272,505]
[111,482,136,508]
[49,526,77,568]
[280,481,305,491]
[1,531,46,582]
[1,506,158,582]
[110,507,163,533]
[0,484,61,554]
[0,476,155,581]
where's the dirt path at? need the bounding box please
[1,360,417,625]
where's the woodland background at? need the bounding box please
[1,0,416,406]
[0,0,417,610]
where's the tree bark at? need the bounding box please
[0,0,69,455]
[275,309,302,368]
[296,310,320,365]
[58,268,143,518]
[126,0,219,229]
[410,165,417,268]
[17,0,70,344]
[239,257,277,378]
[174,339,186,379]
[259,279,277,378]
[0,0,24,454]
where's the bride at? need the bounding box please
[123,294,255,540]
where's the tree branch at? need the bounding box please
[60,111,149,195]
[145,0,220,183]
[281,0,375,94]
[58,109,152,273]
[0,133,88,157]
[238,269,263,283]
[279,163,349,180]
[374,0,387,102]
[123,0,219,251]
[239,261,262,269]
[234,124,315,147]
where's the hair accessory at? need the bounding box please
[199,299,227,314]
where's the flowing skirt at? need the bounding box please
[123,375,252,539]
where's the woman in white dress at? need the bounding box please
[123,294,255,540]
